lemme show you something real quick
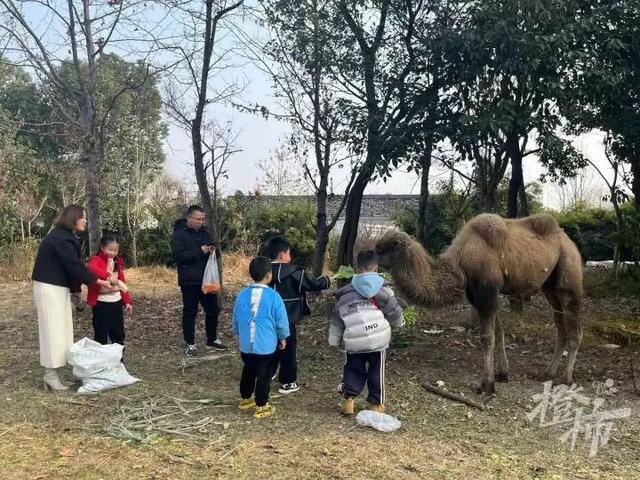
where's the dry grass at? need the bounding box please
[0,240,38,283]
[222,251,252,286]
[2,270,640,478]
[123,251,253,299]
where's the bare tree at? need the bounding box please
[588,133,633,275]
[16,191,47,239]
[163,0,244,248]
[334,0,430,267]
[0,0,169,251]
[550,166,604,211]
[256,144,310,196]
[201,120,241,241]
[122,135,156,267]
[235,0,358,275]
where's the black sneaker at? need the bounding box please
[206,339,228,351]
[184,344,197,357]
[278,383,300,395]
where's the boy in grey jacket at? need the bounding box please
[329,250,404,416]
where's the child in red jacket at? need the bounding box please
[87,234,132,346]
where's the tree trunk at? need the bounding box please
[313,224,329,277]
[416,143,432,248]
[612,201,623,278]
[631,153,640,210]
[131,231,139,267]
[312,186,329,276]
[518,182,530,217]
[84,143,102,255]
[337,167,372,267]
[483,190,499,213]
[506,135,524,218]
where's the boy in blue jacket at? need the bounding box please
[232,256,290,419]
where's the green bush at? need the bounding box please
[216,195,318,267]
[0,204,20,244]
[554,202,639,261]
[393,192,472,255]
[252,203,317,267]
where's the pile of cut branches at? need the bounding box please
[105,395,231,444]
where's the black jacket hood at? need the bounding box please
[271,262,303,285]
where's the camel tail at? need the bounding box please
[518,213,561,237]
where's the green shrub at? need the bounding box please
[393,193,471,255]
[554,202,639,261]
[252,203,317,267]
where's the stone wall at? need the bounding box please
[246,194,419,222]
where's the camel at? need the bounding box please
[375,213,583,395]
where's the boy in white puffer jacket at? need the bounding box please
[329,250,404,416]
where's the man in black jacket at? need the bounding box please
[268,237,330,394]
[171,205,227,357]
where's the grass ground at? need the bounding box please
[1,268,639,479]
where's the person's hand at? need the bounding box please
[201,245,214,254]
[278,339,287,350]
[108,274,119,286]
[98,279,115,291]
[124,304,133,315]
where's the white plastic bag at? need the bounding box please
[356,410,402,433]
[68,337,140,395]
[202,251,221,294]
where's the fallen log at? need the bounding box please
[421,382,485,411]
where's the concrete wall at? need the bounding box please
[247,194,419,223]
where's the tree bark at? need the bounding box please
[312,222,329,276]
[131,232,139,267]
[506,135,524,218]
[416,143,432,248]
[84,143,102,255]
[518,182,530,217]
[631,153,640,210]
[337,161,375,267]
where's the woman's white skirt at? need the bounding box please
[33,281,73,369]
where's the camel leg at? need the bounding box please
[495,315,509,382]
[543,288,567,380]
[477,311,497,394]
[557,294,582,386]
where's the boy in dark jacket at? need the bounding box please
[171,205,227,357]
[268,236,330,394]
[329,250,404,416]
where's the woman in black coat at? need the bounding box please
[32,205,111,391]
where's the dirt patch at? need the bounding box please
[1,278,639,479]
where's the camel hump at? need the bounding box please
[466,214,508,249]
[518,213,560,237]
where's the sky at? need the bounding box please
[161,73,614,210]
[13,0,617,210]
[159,11,618,210]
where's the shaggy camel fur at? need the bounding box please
[375,213,583,394]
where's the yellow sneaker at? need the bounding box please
[341,397,356,417]
[253,403,276,419]
[367,402,385,413]
[238,398,256,411]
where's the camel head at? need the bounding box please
[375,229,421,271]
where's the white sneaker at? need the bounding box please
[278,383,300,394]
[184,344,197,357]
[205,339,228,351]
